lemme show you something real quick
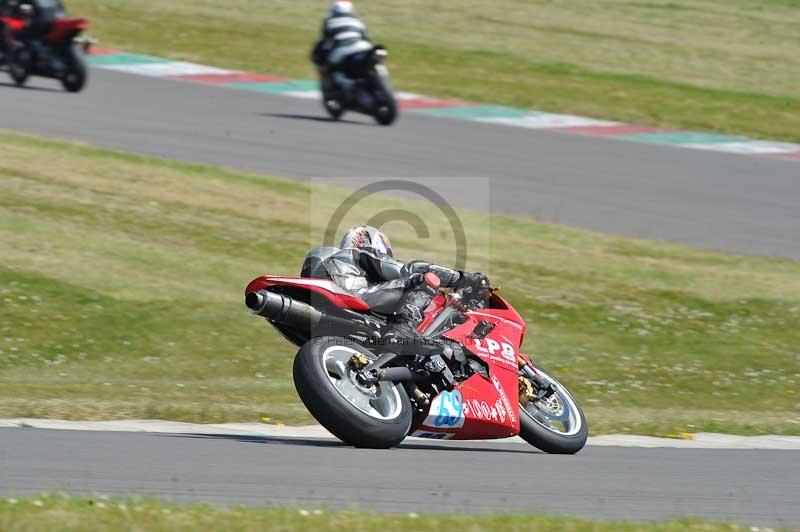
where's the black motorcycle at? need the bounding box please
[319,45,397,126]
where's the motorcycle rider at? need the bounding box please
[303,226,489,356]
[15,0,66,44]
[311,1,373,100]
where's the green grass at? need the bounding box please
[0,495,755,532]
[1,130,800,435]
[70,0,800,142]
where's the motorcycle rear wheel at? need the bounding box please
[293,336,412,448]
[518,364,588,454]
[8,49,30,87]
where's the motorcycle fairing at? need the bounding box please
[46,17,88,45]
[1,16,87,44]
[0,17,25,32]
[246,275,370,311]
[412,294,525,440]
[415,371,521,440]
[417,292,447,332]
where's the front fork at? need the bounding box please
[518,354,557,404]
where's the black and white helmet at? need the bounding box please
[330,1,354,16]
[340,225,393,257]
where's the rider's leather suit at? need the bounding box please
[302,246,462,351]
[312,13,370,68]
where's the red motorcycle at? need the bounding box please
[245,271,588,453]
[0,16,90,92]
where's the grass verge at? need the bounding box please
[69,0,800,142]
[1,130,799,435]
[0,495,752,532]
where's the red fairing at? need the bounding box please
[480,293,528,340]
[1,17,25,31]
[410,293,526,440]
[458,371,520,439]
[45,17,88,45]
[416,292,446,333]
[246,276,370,311]
[411,372,521,440]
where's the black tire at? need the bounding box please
[61,45,87,93]
[323,97,344,120]
[320,73,344,120]
[293,336,412,448]
[8,48,30,87]
[518,364,588,454]
[374,96,397,126]
[371,70,397,126]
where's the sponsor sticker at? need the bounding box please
[491,374,516,425]
[471,399,483,419]
[495,399,507,423]
[411,430,454,440]
[489,355,518,368]
[473,338,517,363]
[423,390,465,429]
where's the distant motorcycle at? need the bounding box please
[318,45,397,126]
[0,15,90,92]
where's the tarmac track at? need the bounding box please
[2,70,799,527]
[0,70,798,259]
[1,429,799,528]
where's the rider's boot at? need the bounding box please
[382,285,443,357]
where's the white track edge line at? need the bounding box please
[2,419,799,449]
[86,55,800,161]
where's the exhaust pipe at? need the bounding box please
[245,290,361,334]
[246,290,322,330]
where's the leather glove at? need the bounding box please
[454,271,489,293]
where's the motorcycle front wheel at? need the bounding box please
[60,44,87,93]
[293,336,412,448]
[323,97,344,120]
[370,68,397,126]
[320,73,344,120]
[518,364,588,454]
[374,97,397,126]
